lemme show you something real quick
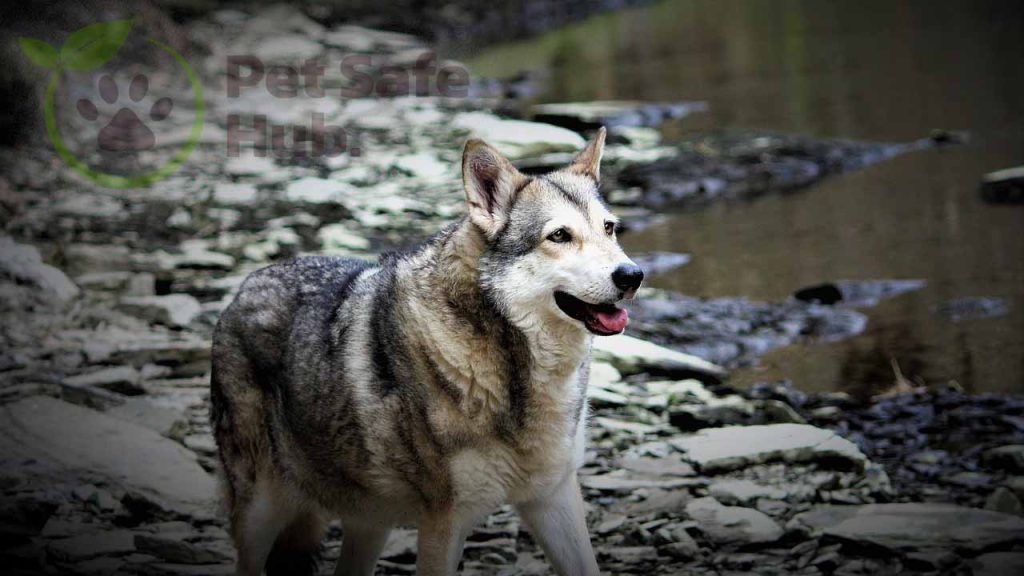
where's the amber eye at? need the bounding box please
[548,228,571,243]
[604,221,616,235]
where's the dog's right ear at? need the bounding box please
[462,139,528,238]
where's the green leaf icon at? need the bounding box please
[18,37,60,69]
[59,19,132,71]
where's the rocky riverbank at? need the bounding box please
[1,4,1021,575]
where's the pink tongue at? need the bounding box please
[589,307,629,334]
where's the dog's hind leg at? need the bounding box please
[333,520,391,576]
[234,478,304,576]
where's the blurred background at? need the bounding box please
[1,1,1023,575]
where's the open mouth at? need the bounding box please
[554,291,629,336]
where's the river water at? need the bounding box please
[466,0,1024,396]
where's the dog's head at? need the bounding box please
[464,127,642,336]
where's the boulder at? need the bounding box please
[0,397,216,518]
[668,423,868,473]
[792,503,1024,553]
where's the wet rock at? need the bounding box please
[211,183,258,206]
[161,242,236,271]
[631,251,691,276]
[317,223,371,252]
[451,112,586,160]
[684,497,783,545]
[64,366,143,396]
[529,100,707,132]
[253,34,323,63]
[708,479,788,506]
[134,534,233,564]
[119,294,202,328]
[107,397,189,439]
[285,177,356,205]
[224,154,276,177]
[625,287,871,367]
[657,524,700,560]
[668,394,755,431]
[0,397,216,518]
[581,471,703,492]
[984,486,1022,515]
[60,378,128,411]
[970,552,1024,576]
[983,445,1024,473]
[936,297,1011,322]
[794,283,843,305]
[791,503,1024,552]
[48,529,138,562]
[980,165,1024,204]
[592,334,727,381]
[668,423,868,473]
[0,495,57,540]
[0,236,79,302]
[599,545,659,565]
[617,454,697,478]
[616,131,921,208]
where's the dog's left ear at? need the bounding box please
[463,139,529,238]
[569,126,606,181]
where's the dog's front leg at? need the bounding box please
[516,472,600,576]
[416,509,471,576]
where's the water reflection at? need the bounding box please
[467,0,1024,394]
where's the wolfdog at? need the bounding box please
[211,127,644,576]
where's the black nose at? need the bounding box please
[612,263,644,292]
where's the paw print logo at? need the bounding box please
[77,74,174,152]
[17,19,204,189]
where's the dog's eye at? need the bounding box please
[547,228,571,243]
[604,221,616,236]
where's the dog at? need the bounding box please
[211,126,643,576]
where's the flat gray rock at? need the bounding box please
[669,423,868,473]
[0,236,79,302]
[0,397,216,518]
[971,552,1024,576]
[592,334,727,380]
[684,496,783,545]
[792,503,1024,552]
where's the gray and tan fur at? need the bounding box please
[211,127,644,576]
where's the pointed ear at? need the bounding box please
[462,139,528,237]
[569,126,606,181]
